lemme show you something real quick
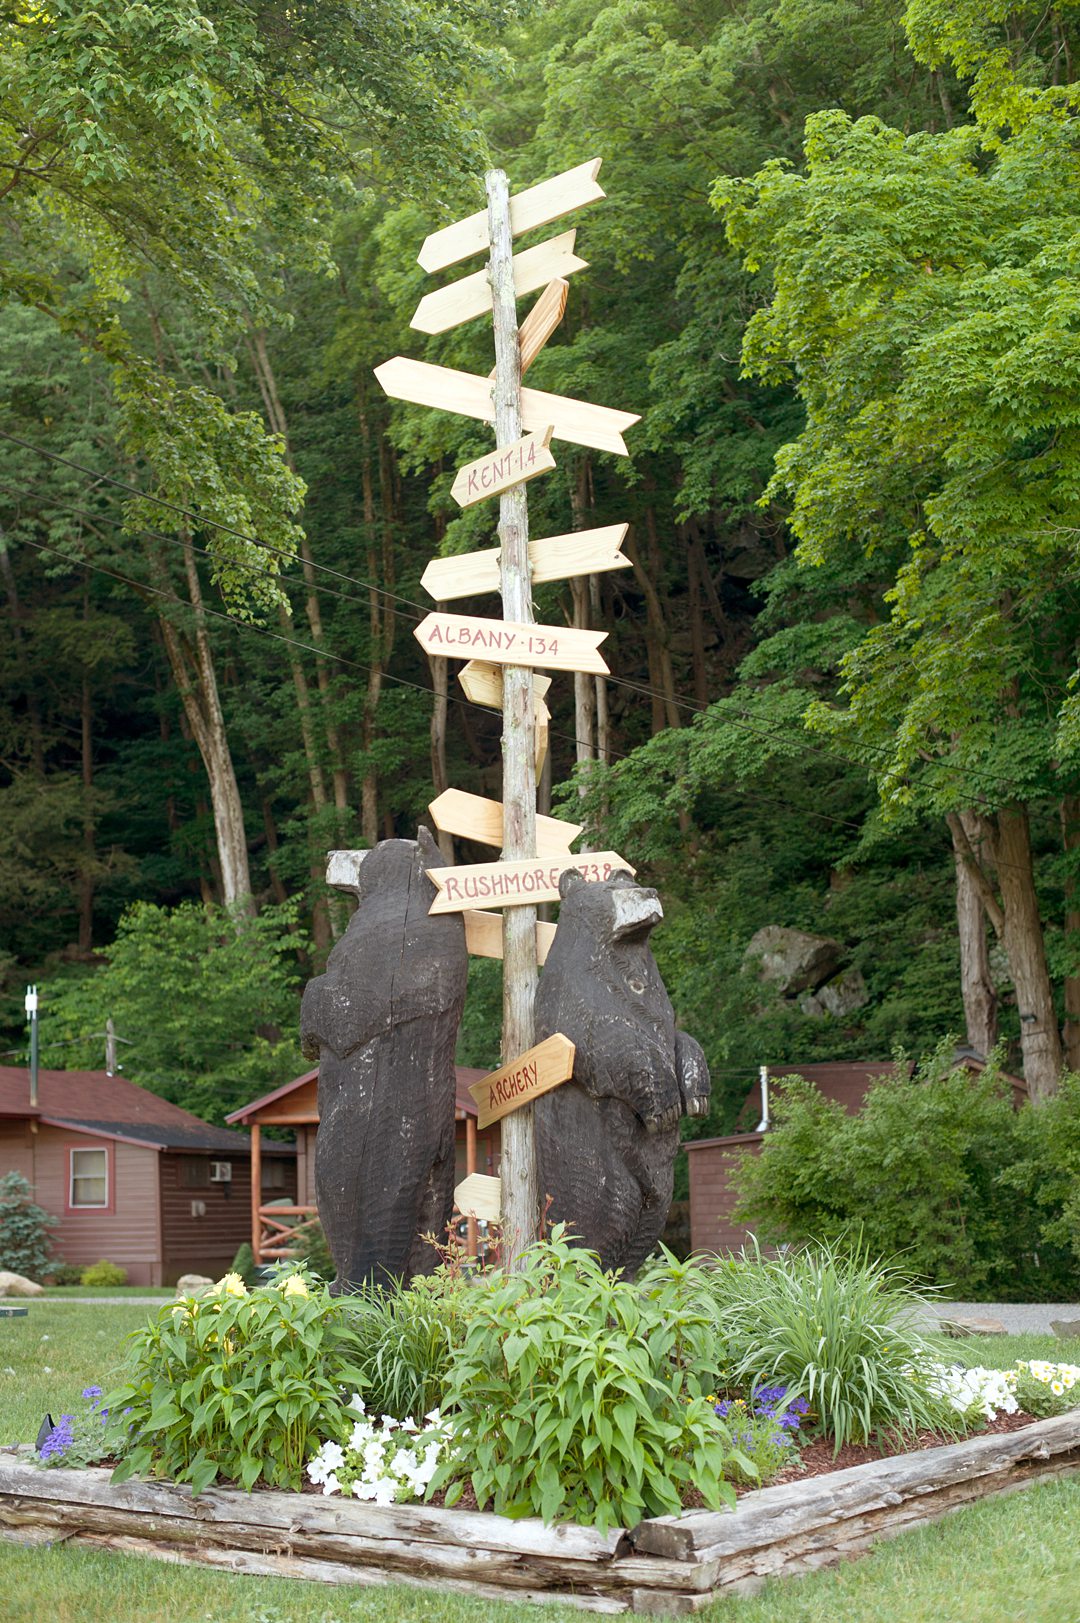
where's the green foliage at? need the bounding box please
[339,1273,478,1422]
[107,1270,366,1493]
[228,1243,258,1289]
[0,1173,57,1281]
[433,1231,741,1531]
[46,1264,85,1287]
[80,1261,128,1288]
[1007,1073,1080,1265]
[40,899,308,1122]
[703,1240,962,1449]
[732,1050,1080,1297]
[287,1221,334,1284]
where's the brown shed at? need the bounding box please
[0,1065,295,1285]
[687,1055,1029,1257]
[226,1065,500,1264]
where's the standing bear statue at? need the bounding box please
[534,868,710,1275]
[300,830,467,1290]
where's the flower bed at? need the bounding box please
[3,1411,1080,1613]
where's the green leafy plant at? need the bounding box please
[37,1387,115,1469]
[228,1243,258,1288]
[287,1220,334,1283]
[81,1260,127,1287]
[106,1270,367,1493]
[704,1239,961,1450]
[0,1172,57,1280]
[432,1230,742,1532]
[338,1271,477,1421]
[46,1263,84,1287]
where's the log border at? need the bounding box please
[2,1410,1078,1614]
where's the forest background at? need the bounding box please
[4,0,1080,1138]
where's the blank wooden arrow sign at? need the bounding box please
[422,524,630,601]
[469,1034,577,1131]
[458,661,551,709]
[426,852,634,914]
[463,909,557,964]
[454,1173,501,1222]
[418,158,605,273]
[411,230,586,335]
[415,612,608,675]
[515,277,569,377]
[373,357,639,456]
[450,426,555,510]
[430,788,581,856]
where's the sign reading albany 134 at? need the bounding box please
[414,612,609,675]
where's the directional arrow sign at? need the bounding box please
[411,230,586,335]
[422,524,630,601]
[374,357,639,457]
[469,1034,577,1131]
[454,1173,502,1222]
[463,909,557,964]
[418,158,605,273]
[514,277,569,378]
[458,662,551,709]
[415,612,609,675]
[426,852,634,914]
[450,426,555,510]
[429,788,582,856]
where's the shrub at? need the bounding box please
[1007,1071,1080,1268]
[338,1271,477,1420]
[433,1230,742,1531]
[107,1270,367,1493]
[228,1242,258,1288]
[47,1263,84,1287]
[288,1219,334,1282]
[0,1172,57,1280]
[731,1047,1063,1297]
[704,1239,961,1450]
[81,1260,127,1287]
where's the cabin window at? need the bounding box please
[70,1147,108,1209]
[261,1159,287,1191]
[180,1158,210,1189]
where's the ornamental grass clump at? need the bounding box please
[337,1270,477,1421]
[432,1229,745,1532]
[106,1269,366,1493]
[704,1239,960,1450]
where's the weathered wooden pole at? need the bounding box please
[486,168,540,1264]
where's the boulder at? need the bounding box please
[1050,1319,1080,1339]
[0,1272,43,1298]
[801,967,870,1020]
[943,1315,1008,1337]
[744,926,844,997]
[175,1273,214,1299]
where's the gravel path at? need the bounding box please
[925,1301,1080,1335]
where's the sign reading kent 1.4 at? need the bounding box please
[373,155,639,1140]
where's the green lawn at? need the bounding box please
[1,1304,1078,1623]
[43,1285,174,1299]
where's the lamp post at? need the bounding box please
[25,985,39,1109]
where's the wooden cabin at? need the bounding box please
[0,1065,295,1285]
[226,1066,500,1264]
[687,1055,1029,1257]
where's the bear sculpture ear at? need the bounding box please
[559,867,588,899]
[416,824,444,867]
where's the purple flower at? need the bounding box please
[82,1386,103,1401]
[39,1416,75,1460]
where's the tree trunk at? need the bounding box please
[150,535,254,912]
[427,602,454,862]
[948,809,998,1055]
[687,539,709,707]
[356,387,398,846]
[0,544,45,774]
[568,461,596,784]
[628,505,681,732]
[992,806,1063,1101]
[79,666,95,954]
[1060,795,1080,1071]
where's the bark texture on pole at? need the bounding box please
[486,168,540,1262]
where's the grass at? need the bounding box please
[0,1305,1078,1623]
[42,1286,173,1298]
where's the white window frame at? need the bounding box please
[69,1146,109,1210]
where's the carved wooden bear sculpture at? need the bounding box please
[534,868,710,1275]
[300,830,467,1289]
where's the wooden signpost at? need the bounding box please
[429,788,581,856]
[414,612,609,675]
[449,427,555,510]
[426,853,633,914]
[421,524,629,601]
[468,1034,576,1131]
[453,1172,502,1222]
[372,155,638,1262]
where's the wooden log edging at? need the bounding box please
[2,1411,1079,1614]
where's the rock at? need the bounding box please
[0,1271,44,1298]
[943,1315,1008,1337]
[744,926,845,997]
[801,968,870,1020]
[1050,1319,1080,1339]
[175,1273,214,1298]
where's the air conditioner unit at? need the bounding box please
[209,1161,233,1183]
